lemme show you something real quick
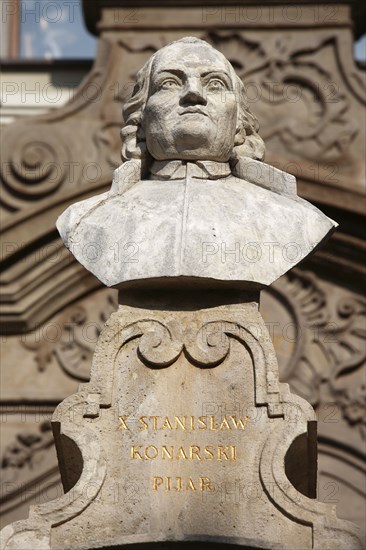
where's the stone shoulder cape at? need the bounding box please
[57,161,336,289]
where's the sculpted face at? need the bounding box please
[142,42,239,162]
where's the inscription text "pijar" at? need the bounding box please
[153,476,214,493]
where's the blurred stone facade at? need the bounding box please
[1,0,365,541]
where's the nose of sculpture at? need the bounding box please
[180,78,207,106]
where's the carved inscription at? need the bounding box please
[117,414,250,431]
[152,476,214,493]
[117,414,249,492]
[130,444,237,461]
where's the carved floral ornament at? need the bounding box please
[1,422,53,474]
[271,271,366,439]
[22,293,118,381]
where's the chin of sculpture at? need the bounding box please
[57,156,336,290]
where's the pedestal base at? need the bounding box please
[1,300,362,549]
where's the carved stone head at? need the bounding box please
[121,37,265,169]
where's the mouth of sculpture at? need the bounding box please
[179,108,208,117]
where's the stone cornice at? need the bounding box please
[82,0,364,36]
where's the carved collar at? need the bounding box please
[150,160,231,180]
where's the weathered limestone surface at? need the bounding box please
[1,36,363,549]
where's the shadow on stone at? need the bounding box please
[285,421,317,499]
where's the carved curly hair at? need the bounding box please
[121,37,265,170]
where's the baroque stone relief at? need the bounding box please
[1,422,54,476]
[0,39,123,216]
[262,270,366,440]
[21,293,118,382]
[0,414,61,530]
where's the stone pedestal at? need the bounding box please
[1,293,361,549]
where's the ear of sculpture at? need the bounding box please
[119,117,152,184]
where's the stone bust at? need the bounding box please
[57,37,336,289]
